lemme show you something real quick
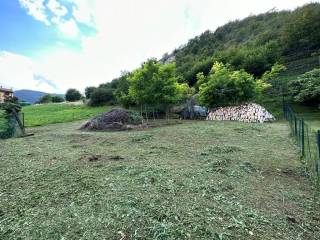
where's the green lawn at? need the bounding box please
[22,103,111,127]
[1,120,319,239]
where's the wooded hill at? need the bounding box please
[162,3,320,85]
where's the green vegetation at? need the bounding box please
[168,3,320,85]
[127,59,189,113]
[65,88,82,102]
[22,103,109,127]
[37,94,65,104]
[1,120,319,239]
[289,68,320,104]
[198,62,269,107]
[89,87,115,106]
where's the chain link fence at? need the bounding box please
[284,104,320,187]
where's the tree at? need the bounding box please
[37,94,52,104]
[289,68,320,105]
[128,59,188,116]
[51,95,65,103]
[65,89,82,102]
[89,88,115,106]
[199,62,269,108]
[85,87,97,99]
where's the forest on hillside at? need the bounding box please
[81,3,320,111]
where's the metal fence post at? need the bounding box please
[294,116,297,137]
[317,130,320,183]
[301,119,305,157]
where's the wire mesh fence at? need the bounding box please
[284,103,320,187]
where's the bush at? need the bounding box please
[38,94,52,104]
[85,86,97,99]
[51,95,64,103]
[128,111,143,124]
[289,68,320,104]
[89,88,115,106]
[199,62,268,108]
[65,89,82,102]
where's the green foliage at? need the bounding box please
[89,88,115,106]
[283,3,320,53]
[114,72,135,108]
[52,95,65,103]
[38,94,64,104]
[85,86,97,99]
[38,94,52,104]
[289,68,320,104]
[65,89,82,102]
[128,59,188,111]
[128,110,143,125]
[199,62,268,107]
[169,3,320,85]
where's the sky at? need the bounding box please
[0,0,316,93]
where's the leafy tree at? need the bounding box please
[37,94,52,104]
[114,72,135,108]
[65,89,82,102]
[85,87,97,99]
[89,88,115,106]
[128,59,188,115]
[289,68,320,104]
[51,95,65,103]
[199,62,269,108]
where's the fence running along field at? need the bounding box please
[284,104,320,187]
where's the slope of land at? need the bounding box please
[1,120,319,239]
[22,103,110,127]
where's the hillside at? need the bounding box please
[14,90,64,104]
[162,3,320,85]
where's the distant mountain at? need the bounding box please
[14,90,64,104]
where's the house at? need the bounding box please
[0,86,13,103]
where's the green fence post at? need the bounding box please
[301,119,305,157]
[294,116,297,137]
[317,130,320,185]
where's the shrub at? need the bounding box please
[38,94,52,104]
[85,86,97,99]
[89,88,115,106]
[199,62,269,108]
[289,68,320,104]
[65,89,82,102]
[51,95,65,103]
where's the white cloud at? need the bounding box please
[57,19,80,39]
[12,0,316,93]
[47,0,68,19]
[69,0,96,26]
[0,52,58,93]
[19,0,50,25]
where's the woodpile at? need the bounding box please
[206,103,275,123]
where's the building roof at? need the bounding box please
[0,86,13,93]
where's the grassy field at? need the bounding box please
[1,120,319,239]
[22,103,110,127]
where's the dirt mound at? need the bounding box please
[80,108,144,131]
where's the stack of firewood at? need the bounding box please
[206,103,275,123]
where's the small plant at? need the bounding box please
[128,110,143,125]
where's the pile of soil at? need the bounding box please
[80,108,144,131]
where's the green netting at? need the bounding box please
[284,104,320,188]
[0,113,23,139]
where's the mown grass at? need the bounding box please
[22,103,110,127]
[0,120,319,239]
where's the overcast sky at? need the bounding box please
[0,0,316,93]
